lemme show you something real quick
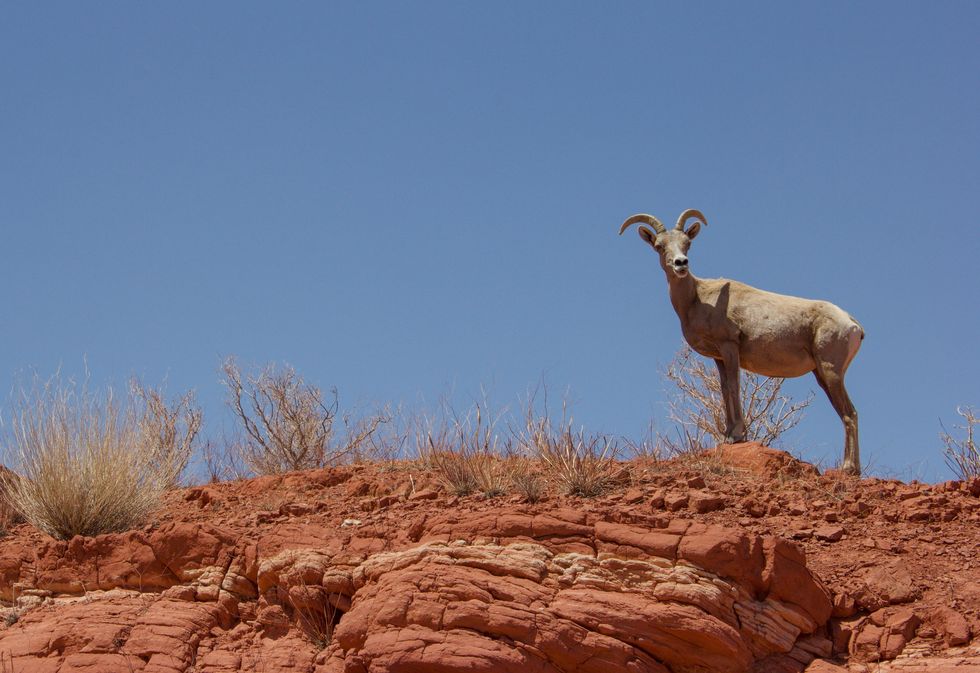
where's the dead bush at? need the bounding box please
[222,358,388,475]
[661,344,812,453]
[202,435,251,483]
[1,377,169,540]
[131,380,202,487]
[941,406,979,480]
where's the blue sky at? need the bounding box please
[1,3,977,481]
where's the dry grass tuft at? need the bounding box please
[941,407,979,480]
[0,467,23,536]
[1,377,170,540]
[507,457,545,503]
[289,581,344,651]
[661,345,812,453]
[419,402,507,497]
[515,393,621,497]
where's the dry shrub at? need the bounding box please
[202,436,251,483]
[1,377,169,540]
[354,404,412,466]
[222,358,388,475]
[941,407,979,480]
[515,393,620,497]
[131,380,202,487]
[419,402,507,497]
[661,344,812,453]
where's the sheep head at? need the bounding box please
[619,209,707,279]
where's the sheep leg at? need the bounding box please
[715,346,746,443]
[812,363,861,476]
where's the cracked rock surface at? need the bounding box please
[0,443,977,672]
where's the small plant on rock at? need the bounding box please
[941,406,979,480]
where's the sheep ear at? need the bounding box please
[638,227,657,246]
[685,222,701,240]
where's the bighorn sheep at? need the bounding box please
[620,209,864,475]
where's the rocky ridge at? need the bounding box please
[0,442,977,672]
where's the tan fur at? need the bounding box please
[621,210,864,475]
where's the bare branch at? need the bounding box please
[660,344,813,454]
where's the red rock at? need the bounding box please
[879,630,909,660]
[934,606,972,646]
[689,490,727,513]
[713,442,819,479]
[686,476,707,489]
[762,537,833,626]
[852,623,885,660]
[665,491,689,511]
[594,521,680,559]
[623,487,645,504]
[814,525,845,542]
[886,607,920,640]
[858,563,918,609]
[804,661,848,672]
[0,456,974,672]
[831,592,856,618]
[679,523,765,592]
[830,617,860,654]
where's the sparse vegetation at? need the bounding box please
[419,402,507,497]
[202,436,251,483]
[131,380,202,487]
[941,406,979,480]
[514,393,621,497]
[622,419,665,461]
[289,581,343,651]
[508,457,545,502]
[0,468,22,536]
[660,345,812,454]
[1,377,170,540]
[221,358,388,475]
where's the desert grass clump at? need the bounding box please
[661,344,812,454]
[289,581,343,651]
[1,378,169,540]
[941,407,979,480]
[534,427,619,497]
[222,358,388,475]
[515,394,620,497]
[419,402,508,498]
[508,457,545,503]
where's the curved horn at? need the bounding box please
[675,208,707,231]
[619,213,666,236]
